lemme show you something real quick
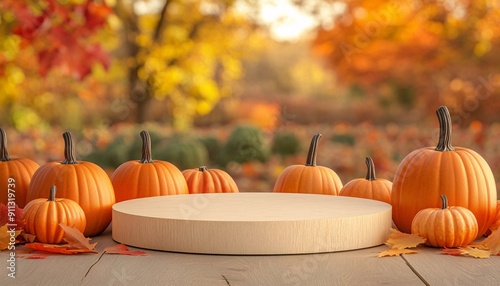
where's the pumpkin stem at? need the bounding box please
[365,157,376,180]
[49,185,57,201]
[0,128,11,162]
[440,195,448,209]
[435,106,455,152]
[140,130,154,164]
[62,132,79,164]
[305,133,322,166]
[199,166,207,172]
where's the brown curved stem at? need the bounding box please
[435,106,455,151]
[199,166,207,172]
[0,128,10,162]
[305,133,321,166]
[62,132,79,164]
[140,130,154,163]
[440,195,448,209]
[365,157,376,180]
[49,185,57,201]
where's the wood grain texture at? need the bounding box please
[112,192,393,254]
[402,245,500,286]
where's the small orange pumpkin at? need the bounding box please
[339,157,392,204]
[183,166,239,194]
[273,133,343,195]
[23,185,87,244]
[0,128,40,208]
[411,195,478,248]
[111,130,188,202]
[26,132,115,237]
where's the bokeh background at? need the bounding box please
[2,0,500,194]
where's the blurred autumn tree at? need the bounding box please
[113,0,262,128]
[0,0,263,130]
[313,0,500,124]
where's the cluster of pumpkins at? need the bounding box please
[1,106,499,249]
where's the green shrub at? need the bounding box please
[155,134,209,171]
[219,124,269,166]
[271,131,302,159]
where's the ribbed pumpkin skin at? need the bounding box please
[340,157,392,204]
[411,197,478,248]
[273,133,342,195]
[0,128,40,208]
[111,160,188,201]
[340,179,392,203]
[183,167,239,194]
[26,132,115,237]
[23,187,87,244]
[273,165,343,195]
[110,131,188,202]
[392,147,496,236]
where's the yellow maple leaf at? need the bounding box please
[0,224,22,251]
[385,228,426,250]
[378,248,418,257]
[459,247,491,259]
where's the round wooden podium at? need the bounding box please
[112,192,392,255]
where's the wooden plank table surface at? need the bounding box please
[2,225,500,286]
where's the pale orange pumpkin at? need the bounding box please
[111,130,188,202]
[411,195,478,248]
[0,128,39,208]
[392,106,497,237]
[23,185,86,244]
[273,133,343,195]
[183,166,239,194]
[26,132,115,237]
[339,157,392,204]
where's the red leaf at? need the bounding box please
[104,244,149,256]
[0,203,24,230]
[442,248,462,256]
[25,242,97,254]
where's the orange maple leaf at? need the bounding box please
[24,224,97,255]
[58,224,97,250]
[460,247,491,259]
[384,228,426,250]
[104,244,149,256]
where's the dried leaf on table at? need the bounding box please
[384,228,426,250]
[378,248,418,257]
[460,247,491,258]
[59,223,98,251]
[441,248,463,256]
[23,224,98,255]
[25,242,97,254]
[104,244,149,256]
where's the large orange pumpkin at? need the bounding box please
[0,128,39,208]
[23,185,87,244]
[183,166,239,194]
[273,133,343,195]
[392,106,497,237]
[111,130,188,202]
[339,157,392,204]
[26,132,115,237]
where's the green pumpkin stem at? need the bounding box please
[305,133,322,166]
[62,132,79,164]
[0,128,11,162]
[365,157,376,181]
[435,106,455,152]
[49,185,57,201]
[440,195,448,209]
[140,130,154,164]
[199,166,207,172]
